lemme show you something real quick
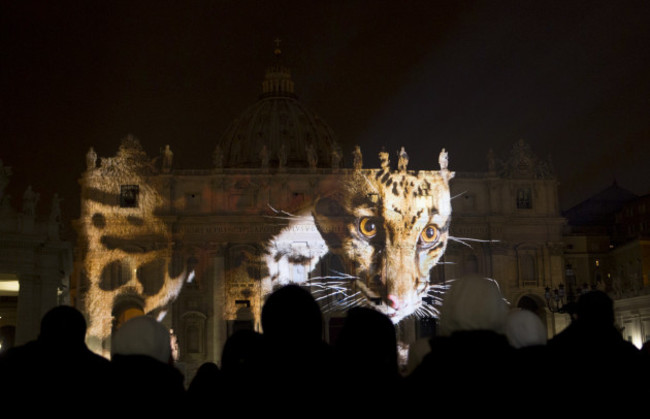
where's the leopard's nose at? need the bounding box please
[387,294,402,310]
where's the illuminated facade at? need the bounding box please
[0,50,644,380]
[0,168,72,351]
[445,140,567,335]
[74,50,575,380]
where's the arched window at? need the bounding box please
[116,307,145,329]
[112,297,145,334]
[181,312,207,357]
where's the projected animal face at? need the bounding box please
[261,149,454,323]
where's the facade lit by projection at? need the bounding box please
[74,49,574,378]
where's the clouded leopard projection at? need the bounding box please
[80,138,455,355]
[257,148,454,324]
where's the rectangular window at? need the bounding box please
[120,185,139,208]
[520,254,537,286]
[516,188,532,209]
[235,299,251,308]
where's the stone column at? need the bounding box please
[15,275,39,345]
[39,273,60,318]
[212,247,226,365]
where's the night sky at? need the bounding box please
[2,0,649,233]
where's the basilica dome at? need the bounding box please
[216,48,341,169]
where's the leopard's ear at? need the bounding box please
[313,196,345,217]
[311,196,352,251]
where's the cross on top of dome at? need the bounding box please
[261,38,294,98]
[274,37,282,56]
[216,40,341,169]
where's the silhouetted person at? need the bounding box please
[0,305,111,411]
[547,291,647,410]
[504,308,551,402]
[220,328,264,383]
[199,329,264,408]
[110,315,185,415]
[405,275,514,413]
[549,290,638,356]
[187,362,222,412]
[258,284,334,410]
[334,307,401,415]
[642,340,650,358]
[504,308,547,349]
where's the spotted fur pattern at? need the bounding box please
[262,149,454,323]
[81,138,188,355]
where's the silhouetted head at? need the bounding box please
[261,284,323,346]
[575,290,614,326]
[504,308,547,348]
[438,275,510,336]
[194,361,220,377]
[111,315,172,364]
[188,362,221,395]
[38,305,87,349]
[221,329,263,377]
[335,307,398,376]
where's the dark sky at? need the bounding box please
[2,0,649,232]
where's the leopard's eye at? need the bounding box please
[359,217,377,238]
[419,224,440,245]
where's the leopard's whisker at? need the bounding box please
[336,291,361,304]
[449,235,500,249]
[447,236,474,248]
[451,191,467,200]
[266,204,298,217]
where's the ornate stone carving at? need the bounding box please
[331,146,342,171]
[499,139,555,179]
[379,148,390,171]
[278,143,287,172]
[398,147,409,172]
[86,147,97,171]
[439,148,449,171]
[353,145,363,171]
[162,145,173,173]
[260,145,269,172]
[50,193,62,223]
[438,148,454,182]
[22,185,39,216]
[97,135,156,177]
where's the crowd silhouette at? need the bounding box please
[1,278,648,415]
